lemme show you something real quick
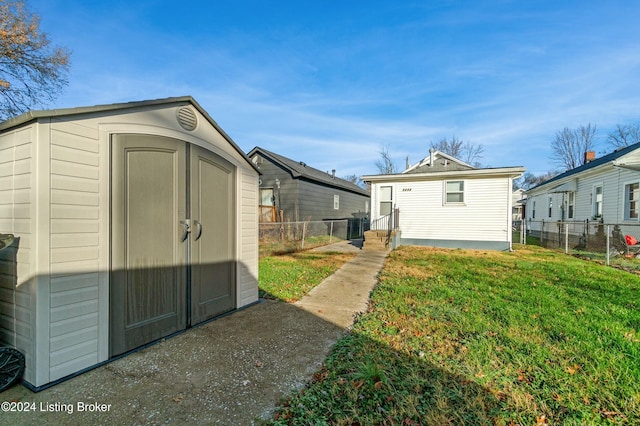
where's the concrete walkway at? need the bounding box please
[297,245,389,328]
[2,242,389,425]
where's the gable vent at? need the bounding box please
[176,106,198,131]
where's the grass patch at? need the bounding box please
[266,245,640,425]
[571,249,640,273]
[260,235,345,258]
[259,250,357,302]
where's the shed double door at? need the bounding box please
[110,134,235,357]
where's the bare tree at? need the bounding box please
[430,136,484,167]
[607,123,640,149]
[550,123,597,171]
[374,144,397,174]
[0,0,71,120]
[342,173,366,189]
[514,170,560,190]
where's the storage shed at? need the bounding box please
[0,96,260,389]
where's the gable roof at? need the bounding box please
[528,141,640,192]
[404,150,475,174]
[362,149,523,183]
[248,146,370,196]
[0,95,259,172]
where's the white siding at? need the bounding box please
[394,177,511,243]
[0,126,36,384]
[526,165,640,233]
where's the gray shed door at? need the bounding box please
[110,135,235,357]
[189,144,235,324]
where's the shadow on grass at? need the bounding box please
[266,326,519,425]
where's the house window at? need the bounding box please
[593,185,603,218]
[334,195,340,210]
[445,180,464,203]
[567,192,575,219]
[532,200,536,219]
[625,183,639,220]
[379,186,392,215]
[548,197,553,218]
[260,188,274,206]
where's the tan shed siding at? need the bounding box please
[398,178,511,242]
[48,122,101,380]
[0,126,35,383]
[238,168,258,307]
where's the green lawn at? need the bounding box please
[259,235,345,258]
[265,244,640,425]
[259,250,356,302]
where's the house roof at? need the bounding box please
[404,150,475,174]
[362,166,525,183]
[248,146,370,196]
[0,95,259,173]
[362,149,523,182]
[527,141,640,192]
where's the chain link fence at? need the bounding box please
[518,220,640,267]
[259,219,366,257]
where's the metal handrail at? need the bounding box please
[370,209,399,231]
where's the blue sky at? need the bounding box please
[30,0,640,178]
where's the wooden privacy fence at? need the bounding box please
[259,205,277,222]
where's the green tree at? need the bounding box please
[0,0,70,120]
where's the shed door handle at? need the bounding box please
[193,220,203,241]
[179,220,191,242]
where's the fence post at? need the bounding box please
[606,224,610,266]
[301,221,307,249]
[522,220,526,245]
[329,220,334,243]
[565,222,569,254]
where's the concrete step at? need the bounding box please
[363,230,390,250]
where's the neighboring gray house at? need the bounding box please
[0,96,260,389]
[247,147,370,225]
[362,149,524,251]
[525,142,640,236]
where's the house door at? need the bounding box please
[110,135,235,357]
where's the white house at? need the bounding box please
[524,143,640,239]
[512,189,526,221]
[362,150,524,251]
[0,96,260,389]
